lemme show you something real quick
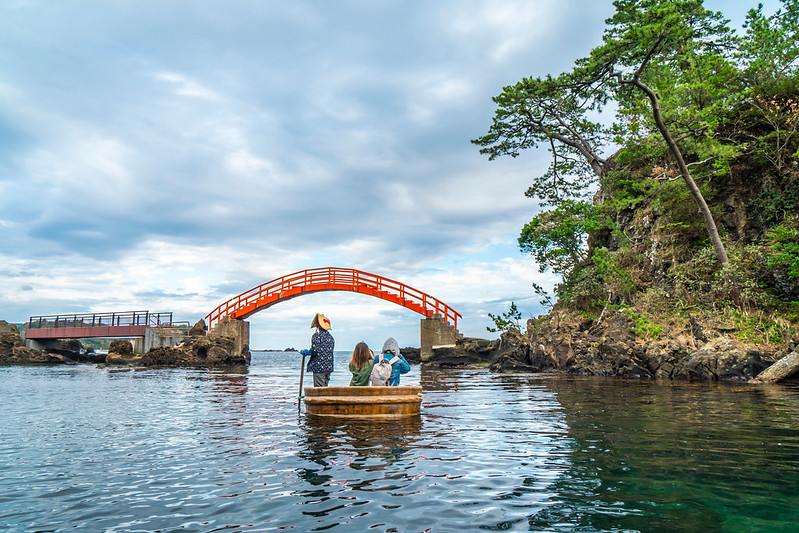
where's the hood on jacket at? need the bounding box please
[381,337,400,356]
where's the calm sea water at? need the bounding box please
[1,351,798,532]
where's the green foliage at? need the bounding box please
[599,169,657,212]
[531,282,554,311]
[592,247,636,302]
[739,0,799,88]
[584,0,738,130]
[519,200,608,279]
[667,245,734,305]
[618,305,663,338]
[486,302,523,333]
[745,171,799,228]
[556,263,605,312]
[732,309,785,344]
[767,223,799,280]
[472,73,611,207]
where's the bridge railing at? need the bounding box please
[28,311,175,330]
[206,267,462,328]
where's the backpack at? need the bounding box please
[369,353,399,386]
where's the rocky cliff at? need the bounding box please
[439,151,799,382]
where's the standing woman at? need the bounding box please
[348,342,374,386]
[301,313,335,387]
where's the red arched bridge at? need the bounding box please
[205,267,461,329]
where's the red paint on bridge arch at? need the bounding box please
[205,267,461,328]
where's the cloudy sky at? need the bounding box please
[0,0,776,350]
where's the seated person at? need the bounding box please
[373,337,410,386]
[348,341,374,386]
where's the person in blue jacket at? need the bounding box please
[373,337,410,386]
[301,313,334,387]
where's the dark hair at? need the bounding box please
[349,341,372,370]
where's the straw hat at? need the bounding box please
[311,313,331,331]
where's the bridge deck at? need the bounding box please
[206,267,461,328]
[25,325,149,339]
[25,311,175,340]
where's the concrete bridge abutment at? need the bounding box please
[210,317,250,356]
[132,326,188,354]
[420,314,461,362]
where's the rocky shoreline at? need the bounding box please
[427,311,799,383]
[3,314,798,383]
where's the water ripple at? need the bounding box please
[1,357,798,531]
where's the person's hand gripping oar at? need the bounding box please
[298,349,310,410]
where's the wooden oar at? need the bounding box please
[298,351,307,411]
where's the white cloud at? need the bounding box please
[405,71,474,124]
[443,0,560,63]
[0,0,650,347]
[155,72,221,101]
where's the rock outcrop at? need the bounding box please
[139,331,250,367]
[105,340,141,365]
[1,320,77,364]
[427,337,494,367]
[188,319,207,337]
[0,320,23,360]
[426,311,783,382]
[400,347,421,364]
[678,338,767,381]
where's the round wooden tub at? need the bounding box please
[303,386,422,418]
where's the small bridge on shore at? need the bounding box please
[24,311,187,354]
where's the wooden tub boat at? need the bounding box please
[303,386,422,418]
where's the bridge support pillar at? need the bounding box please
[131,337,145,354]
[140,326,186,354]
[210,317,250,355]
[25,338,53,351]
[420,314,461,362]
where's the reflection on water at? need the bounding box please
[0,352,797,532]
[530,378,799,533]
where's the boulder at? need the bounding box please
[401,347,421,364]
[106,340,140,365]
[755,351,799,383]
[188,319,207,337]
[140,346,194,366]
[7,345,69,364]
[109,339,134,356]
[490,329,557,373]
[677,338,767,381]
[44,339,86,362]
[428,337,494,367]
